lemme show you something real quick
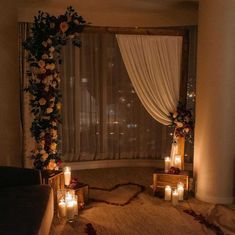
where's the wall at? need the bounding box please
[0,1,22,166]
[18,0,198,27]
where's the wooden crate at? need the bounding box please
[70,183,89,204]
[41,170,65,208]
[153,171,189,199]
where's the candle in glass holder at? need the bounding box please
[172,189,179,206]
[164,185,172,201]
[66,200,75,220]
[174,155,182,169]
[58,199,66,218]
[63,166,71,186]
[164,157,171,173]
[65,192,73,202]
[73,195,78,216]
[177,182,184,201]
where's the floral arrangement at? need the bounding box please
[23,7,86,170]
[169,102,194,142]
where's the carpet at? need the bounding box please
[49,167,235,235]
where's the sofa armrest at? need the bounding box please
[0,166,42,188]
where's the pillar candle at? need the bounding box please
[164,157,171,173]
[172,189,179,206]
[177,182,184,201]
[164,185,172,201]
[174,155,182,169]
[63,166,71,186]
[58,199,66,218]
[65,192,73,202]
[66,200,75,220]
[73,195,78,216]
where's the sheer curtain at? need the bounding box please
[116,35,182,125]
[61,32,172,162]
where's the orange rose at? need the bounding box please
[38,60,45,68]
[60,22,69,33]
[46,107,53,114]
[50,142,57,151]
[39,98,47,106]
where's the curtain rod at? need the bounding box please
[83,25,197,36]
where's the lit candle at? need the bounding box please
[164,157,171,173]
[65,192,73,202]
[177,182,184,201]
[174,155,182,169]
[63,166,71,186]
[73,195,78,216]
[164,185,172,201]
[66,200,75,220]
[172,189,179,206]
[58,199,66,218]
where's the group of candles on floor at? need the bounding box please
[164,182,184,206]
[57,166,84,220]
[164,154,185,205]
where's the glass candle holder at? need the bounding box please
[172,189,179,206]
[164,185,172,201]
[174,155,182,169]
[164,156,171,173]
[63,166,71,186]
[177,182,184,201]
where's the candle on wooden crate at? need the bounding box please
[63,166,71,186]
[172,189,179,206]
[174,155,182,169]
[58,199,66,218]
[164,185,172,201]
[177,182,184,201]
[164,157,171,173]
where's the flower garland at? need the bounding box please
[23,7,86,170]
[169,102,194,143]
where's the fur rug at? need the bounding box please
[49,167,235,235]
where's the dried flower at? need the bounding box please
[41,54,49,60]
[42,41,48,47]
[38,60,45,68]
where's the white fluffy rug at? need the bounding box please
[49,167,235,235]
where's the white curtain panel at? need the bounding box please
[116,35,183,125]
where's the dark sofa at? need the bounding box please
[0,167,54,235]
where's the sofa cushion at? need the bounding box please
[0,166,41,188]
[0,185,53,235]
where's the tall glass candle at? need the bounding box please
[66,200,75,220]
[63,166,71,186]
[177,182,184,201]
[164,157,171,173]
[164,185,172,201]
[172,189,179,206]
[73,195,78,216]
[58,199,66,218]
[174,155,182,169]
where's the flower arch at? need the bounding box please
[23,7,86,170]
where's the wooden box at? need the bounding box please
[70,183,89,204]
[41,170,65,208]
[153,171,189,199]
